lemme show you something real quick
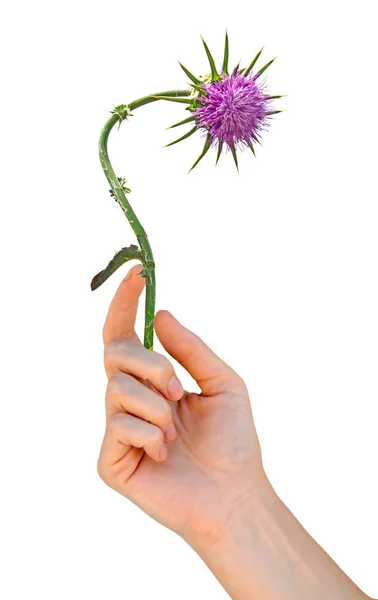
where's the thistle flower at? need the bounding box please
[92,33,284,351]
[154,32,283,172]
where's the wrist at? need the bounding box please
[183,469,274,556]
[184,474,275,600]
[187,476,371,600]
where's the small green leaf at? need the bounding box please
[222,30,229,75]
[265,110,284,115]
[178,62,201,85]
[188,134,212,172]
[201,37,219,81]
[230,145,239,172]
[165,126,198,147]
[91,245,143,290]
[256,57,276,78]
[166,116,196,129]
[243,47,264,77]
[150,96,192,104]
[216,141,223,165]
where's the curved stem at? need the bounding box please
[98,89,190,350]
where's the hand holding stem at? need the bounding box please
[98,266,372,600]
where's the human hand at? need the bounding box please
[97,264,266,546]
[97,265,373,600]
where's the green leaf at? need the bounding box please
[91,245,143,290]
[216,141,223,165]
[178,62,200,85]
[243,47,264,77]
[256,57,276,78]
[247,140,256,157]
[188,134,212,172]
[201,37,219,81]
[265,110,284,115]
[230,145,239,172]
[222,30,229,75]
[166,116,196,129]
[150,96,191,104]
[165,126,198,147]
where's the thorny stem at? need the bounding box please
[98,89,191,350]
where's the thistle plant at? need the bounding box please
[91,33,283,350]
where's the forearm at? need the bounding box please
[192,479,371,600]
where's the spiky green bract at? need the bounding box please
[188,134,212,172]
[256,57,276,78]
[222,31,229,75]
[189,83,208,95]
[230,145,239,172]
[201,37,219,81]
[232,61,241,76]
[243,47,264,77]
[165,126,197,147]
[247,140,256,156]
[178,62,200,85]
[166,116,195,129]
[216,141,223,165]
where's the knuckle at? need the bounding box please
[104,338,131,365]
[106,372,133,399]
[109,412,127,434]
[103,339,120,363]
[159,400,172,424]
[148,426,164,447]
[106,372,122,394]
[152,352,172,379]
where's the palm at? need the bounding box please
[124,389,260,536]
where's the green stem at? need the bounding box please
[98,89,190,350]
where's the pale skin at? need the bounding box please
[98,263,374,600]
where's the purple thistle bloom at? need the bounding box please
[164,34,283,171]
[193,72,273,150]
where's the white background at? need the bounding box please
[1,0,377,598]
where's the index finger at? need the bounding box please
[102,263,146,345]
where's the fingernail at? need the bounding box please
[167,376,184,400]
[163,422,176,442]
[159,445,168,461]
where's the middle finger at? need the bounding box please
[106,372,177,440]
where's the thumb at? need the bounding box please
[154,310,245,396]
